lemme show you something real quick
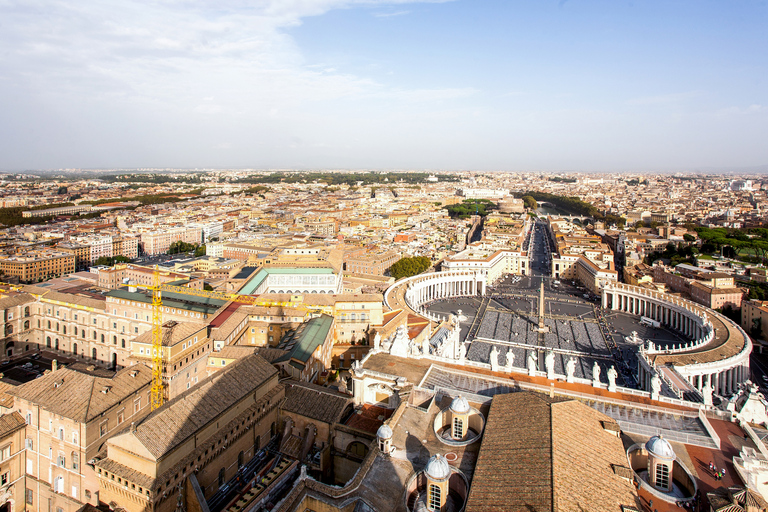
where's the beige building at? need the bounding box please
[94,354,283,512]
[0,251,75,284]
[9,364,153,511]
[0,412,27,512]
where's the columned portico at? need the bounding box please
[604,282,752,400]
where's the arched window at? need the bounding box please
[347,441,369,459]
[56,323,59,331]
[428,484,441,511]
[62,325,66,335]
[54,339,59,350]
[73,327,77,336]
[73,343,78,356]
[113,336,117,345]
[5,324,12,335]
[46,337,51,348]
[92,348,97,359]
[218,468,226,488]
[453,417,463,439]
[47,320,51,329]
[82,330,85,339]
[23,320,29,330]
[24,306,30,317]
[100,334,105,343]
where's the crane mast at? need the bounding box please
[150,269,164,410]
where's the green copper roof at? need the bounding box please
[276,314,334,369]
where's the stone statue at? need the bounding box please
[459,342,467,362]
[373,332,381,350]
[505,349,514,370]
[545,350,555,380]
[566,357,576,383]
[592,361,601,387]
[650,374,661,400]
[702,378,713,407]
[607,365,618,393]
[527,351,537,376]
[489,345,500,372]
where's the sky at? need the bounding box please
[0,0,766,172]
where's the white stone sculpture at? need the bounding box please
[607,365,618,393]
[459,342,467,362]
[527,351,537,376]
[566,357,576,383]
[489,345,500,372]
[702,378,713,407]
[592,361,601,387]
[650,374,661,401]
[373,332,381,350]
[505,349,514,371]
[545,350,555,380]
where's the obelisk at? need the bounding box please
[537,280,549,333]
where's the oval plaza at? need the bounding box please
[383,220,751,404]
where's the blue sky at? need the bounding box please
[0,0,766,171]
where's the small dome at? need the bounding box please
[450,395,470,414]
[425,454,451,481]
[377,424,393,440]
[646,435,675,459]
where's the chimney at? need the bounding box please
[51,359,58,372]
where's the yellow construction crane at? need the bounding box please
[150,270,164,410]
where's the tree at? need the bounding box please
[168,241,198,255]
[57,186,68,194]
[683,233,696,242]
[388,256,431,280]
[194,245,206,257]
[521,195,538,209]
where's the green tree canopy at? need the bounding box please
[388,256,431,280]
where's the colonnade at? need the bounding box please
[604,283,752,398]
[603,287,707,341]
[383,270,487,313]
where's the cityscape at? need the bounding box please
[1,2,767,512]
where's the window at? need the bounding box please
[428,484,441,511]
[134,398,141,413]
[26,438,33,450]
[0,445,9,461]
[72,432,78,445]
[655,463,670,490]
[72,452,79,471]
[100,421,107,437]
[117,410,124,425]
[26,488,33,505]
[57,455,65,468]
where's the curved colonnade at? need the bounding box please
[383,270,486,313]
[603,282,751,397]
